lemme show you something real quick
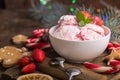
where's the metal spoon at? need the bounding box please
[65,68,81,80]
[49,57,65,68]
[49,57,81,80]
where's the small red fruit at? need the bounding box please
[18,56,30,67]
[32,49,45,62]
[21,63,36,74]
[82,11,91,19]
[93,16,103,26]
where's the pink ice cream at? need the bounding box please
[53,15,105,41]
[54,25,80,41]
[58,15,78,25]
[79,24,105,40]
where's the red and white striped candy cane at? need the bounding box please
[84,62,120,74]
[33,29,44,37]
[26,41,50,49]
[26,37,41,48]
[33,28,49,37]
[109,60,120,68]
[26,38,41,44]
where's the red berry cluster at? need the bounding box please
[82,11,103,26]
[107,42,120,51]
[18,49,45,74]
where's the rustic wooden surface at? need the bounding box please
[0,9,42,79]
[0,9,41,47]
[37,50,120,80]
[0,9,62,80]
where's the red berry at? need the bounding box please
[93,16,103,26]
[32,49,45,62]
[18,56,30,67]
[21,63,36,74]
[107,43,114,49]
[82,11,91,19]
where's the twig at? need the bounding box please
[30,0,41,13]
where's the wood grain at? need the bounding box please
[37,57,107,80]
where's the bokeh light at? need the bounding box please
[70,7,75,12]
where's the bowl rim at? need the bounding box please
[49,25,111,43]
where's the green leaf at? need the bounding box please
[79,20,85,27]
[76,11,85,22]
[75,10,93,27]
[85,18,93,24]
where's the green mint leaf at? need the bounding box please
[79,21,85,27]
[76,11,85,22]
[75,10,93,27]
[85,18,93,24]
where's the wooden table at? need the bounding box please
[0,9,63,80]
[0,9,42,47]
[0,9,44,79]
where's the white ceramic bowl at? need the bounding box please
[49,25,111,63]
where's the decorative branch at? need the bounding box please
[30,0,41,13]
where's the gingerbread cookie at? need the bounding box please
[104,49,120,64]
[0,46,27,68]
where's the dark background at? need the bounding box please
[0,0,120,10]
[0,0,4,8]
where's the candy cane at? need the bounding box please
[109,60,120,68]
[33,29,49,37]
[26,41,50,49]
[26,38,41,44]
[33,29,44,37]
[84,62,120,74]
[26,37,43,48]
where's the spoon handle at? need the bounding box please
[69,75,73,80]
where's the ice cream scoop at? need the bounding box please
[58,15,78,25]
[53,25,80,41]
[53,14,106,41]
